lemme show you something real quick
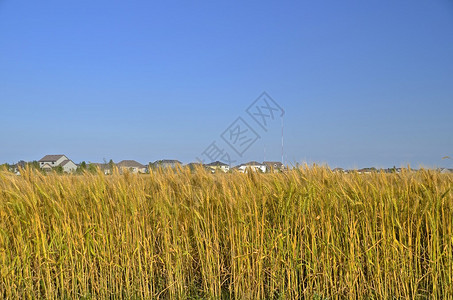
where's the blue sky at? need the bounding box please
[1,1,452,168]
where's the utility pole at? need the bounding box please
[281,115,284,165]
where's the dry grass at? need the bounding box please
[0,165,452,299]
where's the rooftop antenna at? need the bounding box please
[264,145,266,162]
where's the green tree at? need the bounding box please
[28,161,40,170]
[76,161,87,174]
[54,165,64,174]
[108,159,115,174]
[88,163,97,173]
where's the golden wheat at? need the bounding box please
[0,165,452,299]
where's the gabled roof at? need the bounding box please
[206,161,229,167]
[16,160,27,168]
[39,155,65,162]
[234,161,265,169]
[60,160,75,167]
[186,162,203,167]
[117,160,145,168]
[154,160,182,164]
[242,161,263,166]
[89,163,111,170]
[41,163,53,169]
[358,168,377,172]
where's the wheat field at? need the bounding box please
[0,166,452,299]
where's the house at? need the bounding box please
[60,160,78,173]
[236,161,267,173]
[263,161,283,172]
[39,155,77,173]
[117,160,147,174]
[15,160,27,169]
[332,167,346,173]
[358,167,377,174]
[186,162,205,171]
[440,168,453,174]
[205,161,230,173]
[90,163,113,175]
[153,160,182,169]
[9,161,25,175]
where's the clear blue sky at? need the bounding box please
[1,1,452,168]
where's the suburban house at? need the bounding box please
[39,155,77,173]
[357,168,377,174]
[117,160,147,174]
[152,160,182,169]
[236,161,267,173]
[263,161,283,172]
[90,163,113,175]
[186,162,205,171]
[205,161,230,173]
[332,167,346,173]
[15,160,27,169]
[7,160,26,174]
[440,168,453,174]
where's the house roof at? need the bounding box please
[16,160,27,168]
[263,161,283,167]
[117,160,145,168]
[206,161,229,167]
[234,161,265,169]
[41,163,52,169]
[186,162,203,167]
[154,160,182,164]
[39,155,65,162]
[332,168,344,171]
[60,160,75,167]
[89,163,110,169]
[242,161,263,166]
[358,168,376,172]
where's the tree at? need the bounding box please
[28,161,40,170]
[88,163,97,173]
[76,161,87,174]
[54,165,64,174]
[104,159,115,175]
